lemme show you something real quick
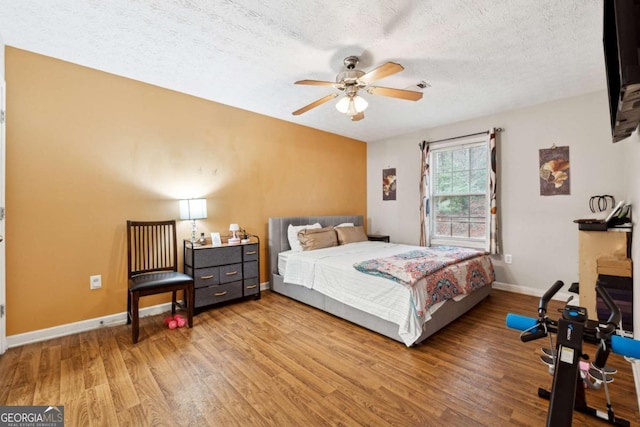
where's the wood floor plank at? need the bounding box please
[0,345,20,403]
[33,344,61,405]
[11,342,42,389]
[5,384,35,406]
[60,355,85,404]
[115,403,150,427]
[126,368,175,427]
[99,334,131,381]
[214,352,300,426]
[59,333,81,360]
[79,330,108,390]
[201,369,269,426]
[323,388,398,426]
[188,375,243,427]
[86,383,120,427]
[224,358,316,426]
[265,371,341,427]
[64,395,90,427]
[1,289,639,426]
[145,342,205,426]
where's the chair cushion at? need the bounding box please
[129,272,193,292]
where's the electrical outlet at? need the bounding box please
[90,275,102,290]
[504,254,513,264]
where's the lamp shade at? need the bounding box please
[179,198,207,220]
[229,223,240,232]
[335,94,368,115]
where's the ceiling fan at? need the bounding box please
[292,55,424,122]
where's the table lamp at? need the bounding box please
[228,223,241,245]
[179,198,208,244]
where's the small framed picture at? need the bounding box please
[210,232,222,246]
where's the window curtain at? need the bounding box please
[488,128,500,254]
[419,141,430,246]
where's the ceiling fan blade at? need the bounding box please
[292,93,338,116]
[351,112,365,121]
[295,79,337,87]
[359,62,404,84]
[367,86,423,101]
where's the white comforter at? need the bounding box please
[281,241,450,346]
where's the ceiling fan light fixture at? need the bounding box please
[293,56,419,121]
[335,95,368,115]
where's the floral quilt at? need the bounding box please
[353,246,494,318]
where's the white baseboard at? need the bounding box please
[7,281,271,348]
[492,281,577,304]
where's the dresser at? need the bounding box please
[184,239,260,310]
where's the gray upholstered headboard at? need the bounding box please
[268,215,364,275]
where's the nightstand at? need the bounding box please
[367,234,390,243]
[184,239,260,310]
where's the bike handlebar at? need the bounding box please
[506,313,537,331]
[505,313,551,342]
[595,283,621,335]
[538,280,564,317]
[503,280,564,343]
[611,335,640,359]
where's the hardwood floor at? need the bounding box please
[1,289,639,426]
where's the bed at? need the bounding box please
[268,215,494,346]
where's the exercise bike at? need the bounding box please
[506,280,640,426]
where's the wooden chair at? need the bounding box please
[126,220,194,343]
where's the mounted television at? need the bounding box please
[603,0,640,142]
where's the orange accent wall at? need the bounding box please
[4,47,367,336]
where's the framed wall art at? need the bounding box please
[383,168,396,201]
[539,145,570,196]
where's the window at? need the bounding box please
[429,136,490,249]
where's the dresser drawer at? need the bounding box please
[186,246,242,268]
[243,260,258,279]
[193,266,219,288]
[243,277,259,296]
[195,282,243,307]
[220,263,242,284]
[243,244,259,261]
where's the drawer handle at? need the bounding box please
[246,285,257,289]
[214,291,228,297]
[225,271,238,276]
[245,251,257,255]
[200,275,214,280]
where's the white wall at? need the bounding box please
[368,90,627,294]
[621,128,640,407]
[0,32,3,78]
[0,32,5,354]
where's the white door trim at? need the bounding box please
[0,80,6,354]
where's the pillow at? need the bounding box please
[335,222,354,227]
[335,225,368,245]
[287,223,321,252]
[297,226,338,251]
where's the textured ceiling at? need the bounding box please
[0,0,605,142]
